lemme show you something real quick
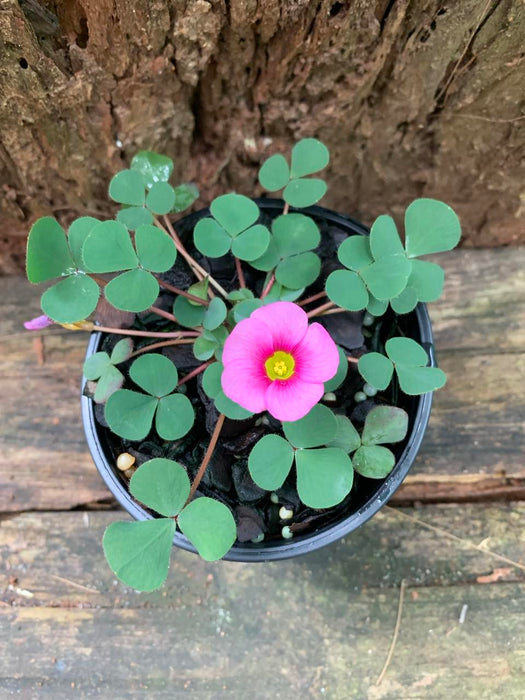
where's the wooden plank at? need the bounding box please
[1,247,524,511]
[1,506,524,697]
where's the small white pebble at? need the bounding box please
[354,391,367,403]
[279,506,293,520]
[363,383,378,397]
[363,312,375,326]
[281,526,293,539]
[270,492,280,504]
[117,452,136,471]
[115,139,123,148]
[323,392,336,402]
[251,533,264,543]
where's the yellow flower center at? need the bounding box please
[265,350,295,381]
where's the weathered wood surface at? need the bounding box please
[1,505,524,697]
[1,0,525,274]
[1,246,525,511]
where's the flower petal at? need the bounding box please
[24,314,53,331]
[265,377,324,422]
[221,364,270,414]
[294,322,340,383]
[222,316,274,366]
[251,301,308,351]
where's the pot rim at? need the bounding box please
[81,200,434,562]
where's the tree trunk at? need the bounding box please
[1,0,524,273]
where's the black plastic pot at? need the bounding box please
[82,200,435,562]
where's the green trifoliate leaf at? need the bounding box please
[295,447,353,509]
[83,352,111,380]
[110,338,134,364]
[283,404,338,448]
[262,282,305,303]
[193,334,218,361]
[324,345,348,392]
[213,390,253,420]
[233,298,263,322]
[109,169,145,206]
[210,194,259,236]
[146,182,176,215]
[360,254,411,301]
[131,151,173,189]
[325,269,369,311]
[407,259,444,302]
[390,286,418,314]
[130,458,190,517]
[135,224,177,272]
[258,154,290,191]
[105,269,159,313]
[228,288,254,302]
[173,295,206,328]
[358,352,394,391]
[202,362,223,399]
[178,497,236,561]
[130,353,178,397]
[405,198,461,258]
[231,224,271,261]
[68,217,99,269]
[272,213,320,257]
[395,364,446,395]
[370,215,404,260]
[385,337,429,366]
[275,251,321,289]
[327,415,361,453]
[156,394,195,440]
[249,237,280,272]
[26,217,75,283]
[248,434,295,490]
[361,406,409,446]
[103,518,175,591]
[353,445,395,479]
[105,390,158,440]
[194,218,231,258]
[93,365,124,404]
[290,138,330,178]
[203,297,227,330]
[366,294,389,316]
[172,183,199,213]
[283,178,327,208]
[116,206,153,230]
[82,220,138,273]
[337,235,373,271]
[41,274,100,324]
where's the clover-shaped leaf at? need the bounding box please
[353,445,395,479]
[116,206,154,230]
[203,297,227,331]
[82,220,138,272]
[258,138,329,208]
[68,217,100,269]
[146,182,176,215]
[325,269,369,311]
[283,404,338,448]
[105,354,194,440]
[41,274,100,324]
[352,405,408,479]
[202,362,253,420]
[295,447,353,508]
[130,458,191,517]
[131,151,174,190]
[327,415,361,453]
[172,183,199,213]
[109,170,145,206]
[194,194,270,261]
[173,293,207,328]
[324,345,348,392]
[358,337,446,395]
[83,339,133,403]
[134,224,177,273]
[248,435,295,491]
[104,268,160,313]
[405,198,461,258]
[178,497,237,561]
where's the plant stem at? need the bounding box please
[150,306,177,323]
[157,278,209,306]
[95,326,199,339]
[298,290,327,307]
[177,361,212,387]
[347,355,359,364]
[159,215,229,299]
[235,257,246,288]
[320,308,347,316]
[306,301,335,318]
[186,413,225,502]
[260,273,276,299]
[283,202,289,216]
[128,338,196,359]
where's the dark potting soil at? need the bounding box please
[87,205,419,544]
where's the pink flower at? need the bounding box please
[24,315,53,331]
[221,301,339,422]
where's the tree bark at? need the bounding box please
[0,0,524,273]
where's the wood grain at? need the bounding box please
[1,506,524,697]
[1,247,524,511]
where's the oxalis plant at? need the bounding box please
[25,140,461,591]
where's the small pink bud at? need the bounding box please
[24,315,53,331]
